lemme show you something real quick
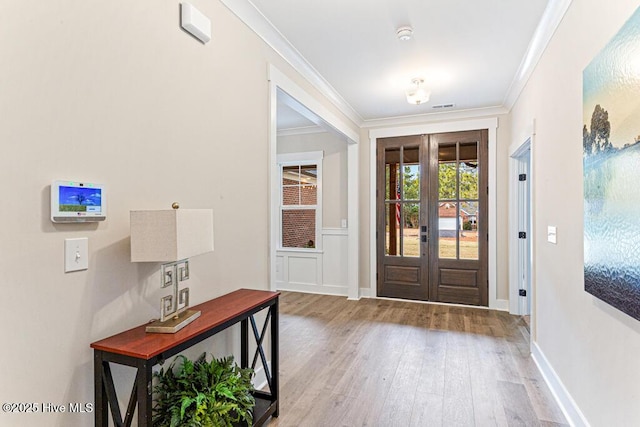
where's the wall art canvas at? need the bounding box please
[583,7,640,320]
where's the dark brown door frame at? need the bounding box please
[376,130,488,306]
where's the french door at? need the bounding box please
[376,130,488,306]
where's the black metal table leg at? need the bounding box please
[271,300,279,417]
[94,351,108,427]
[137,359,152,427]
[241,318,249,369]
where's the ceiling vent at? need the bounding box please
[432,103,455,109]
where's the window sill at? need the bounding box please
[277,247,324,254]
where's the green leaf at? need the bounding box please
[152,352,255,427]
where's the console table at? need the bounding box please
[90,288,279,427]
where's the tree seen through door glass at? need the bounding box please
[384,146,420,257]
[403,203,420,257]
[438,162,457,199]
[402,162,420,257]
[437,142,479,260]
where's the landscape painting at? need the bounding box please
[583,7,640,320]
[59,185,102,212]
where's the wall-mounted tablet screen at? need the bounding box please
[51,180,106,222]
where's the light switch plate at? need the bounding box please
[65,238,88,272]
[547,226,557,244]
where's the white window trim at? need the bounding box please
[277,151,323,252]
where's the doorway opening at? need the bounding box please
[268,65,360,298]
[509,137,532,321]
[376,130,489,306]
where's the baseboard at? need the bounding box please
[358,287,372,298]
[493,298,509,311]
[276,282,348,296]
[358,289,508,309]
[531,341,590,427]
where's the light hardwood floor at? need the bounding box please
[264,291,567,427]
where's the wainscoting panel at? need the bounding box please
[288,255,318,285]
[322,229,349,290]
[276,228,348,296]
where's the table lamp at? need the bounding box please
[130,203,214,333]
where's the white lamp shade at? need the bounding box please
[130,209,214,262]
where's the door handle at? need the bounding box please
[421,225,428,243]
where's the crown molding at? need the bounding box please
[222,0,572,126]
[220,0,363,126]
[361,105,509,129]
[503,0,573,110]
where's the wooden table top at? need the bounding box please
[90,288,280,360]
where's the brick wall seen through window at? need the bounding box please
[281,163,318,249]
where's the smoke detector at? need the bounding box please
[396,26,413,41]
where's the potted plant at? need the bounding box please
[153,353,255,427]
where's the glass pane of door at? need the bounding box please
[459,143,479,199]
[459,142,479,260]
[385,148,400,201]
[385,146,401,256]
[403,147,420,201]
[460,201,479,260]
[385,203,400,256]
[384,145,420,257]
[438,162,456,200]
[437,141,480,260]
[438,202,458,259]
[403,203,420,257]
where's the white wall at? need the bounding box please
[0,2,357,426]
[510,0,640,424]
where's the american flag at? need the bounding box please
[396,183,401,227]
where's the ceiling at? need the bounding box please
[277,94,316,130]
[224,0,557,126]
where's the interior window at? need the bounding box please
[280,163,320,249]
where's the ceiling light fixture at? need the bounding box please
[396,26,413,41]
[406,78,430,105]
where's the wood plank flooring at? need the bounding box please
[265,292,567,427]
